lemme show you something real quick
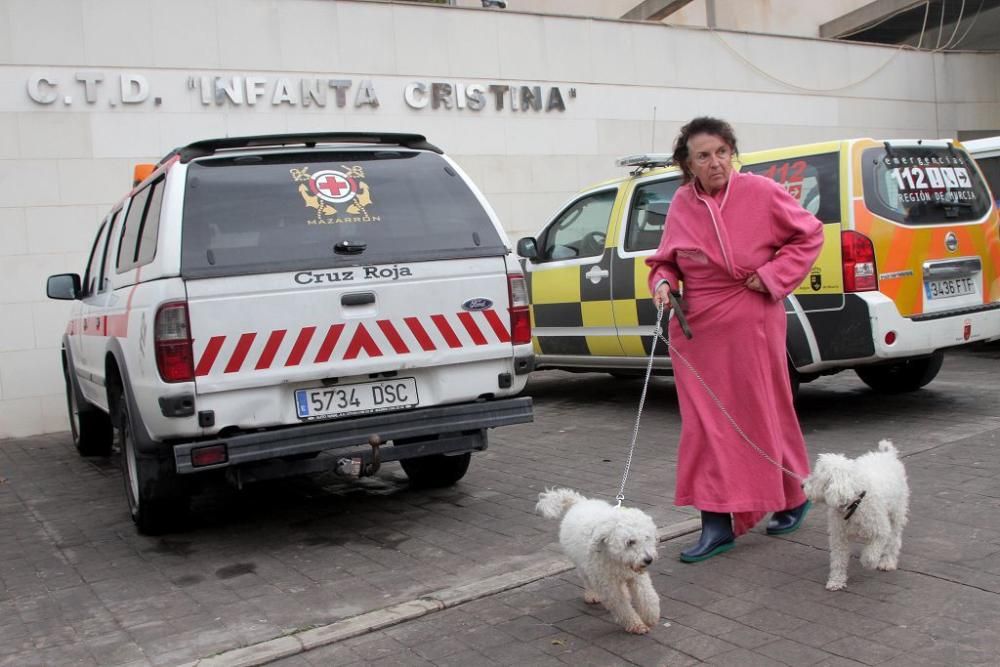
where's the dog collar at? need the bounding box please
[842,490,867,520]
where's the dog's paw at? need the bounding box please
[624,623,649,635]
[583,591,601,605]
[877,558,897,571]
[825,580,847,591]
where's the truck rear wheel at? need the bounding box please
[400,452,471,488]
[855,351,944,394]
[117,389,188,535]
[64,364,112,457]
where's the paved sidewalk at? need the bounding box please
[271,431,1000,666]
[2,345,999,666]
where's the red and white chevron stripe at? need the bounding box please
[193,309,512,377]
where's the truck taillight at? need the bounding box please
[155,302,195,383]
[841,230,878,292]
[507,273,531,345]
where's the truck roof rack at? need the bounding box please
[163,132,443,164]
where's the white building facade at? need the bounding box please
[1,0,998,438]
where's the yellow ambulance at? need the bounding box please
[516,138,1000,394]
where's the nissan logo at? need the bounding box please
[945,232,958,253]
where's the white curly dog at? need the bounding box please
[803,439,910,591]
[536,488,660,634]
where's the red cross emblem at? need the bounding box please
[310,170,357,204]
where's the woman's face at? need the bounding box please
[686,132,734,194]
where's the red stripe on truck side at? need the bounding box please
[377,320,410,354]
[195,336,226,376]
[483,309,512,343]
[431,314,462,349]
[344,323,382,359]
[286,326,316,366]
[315,323,345,363]
[255,329,287,370]
[457,312,488,345]
[404,317,436,351]
[225,333,256,373]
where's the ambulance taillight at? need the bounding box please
[507,274,531,345]
[841,231,878,292]
[155,302,195,383]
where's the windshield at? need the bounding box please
[862,145,992,225]
[181,150,505,278]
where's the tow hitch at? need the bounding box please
[335,434,383,478]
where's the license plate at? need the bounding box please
[295,378,419,420]
[924,277,976,300]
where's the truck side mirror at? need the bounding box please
[517,237,539,260]
[47,273,81,300]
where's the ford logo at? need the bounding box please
[462,298,493,311]
[945,232,958,253]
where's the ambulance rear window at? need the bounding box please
[180,150,505,278]
[862,145,992,225]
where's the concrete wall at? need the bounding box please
[1,0,999,438]
[665,0,873,36]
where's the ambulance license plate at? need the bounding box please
[924,276,976,300]
[295,378,419,420]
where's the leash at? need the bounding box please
[615,292,806,506]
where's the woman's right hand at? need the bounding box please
[653,282,673,314]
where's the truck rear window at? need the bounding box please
[862,145,992,225]
[181,150,505,278]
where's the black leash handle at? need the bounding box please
[667,290,693,339]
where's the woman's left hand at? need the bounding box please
[745,273,767,293]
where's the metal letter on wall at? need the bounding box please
[27,75,58,104]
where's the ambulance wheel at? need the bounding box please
[117,390,188,535]
[401,453,471,488]
[64,361,112,457]
[855,351,944,394]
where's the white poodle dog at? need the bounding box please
[804,439,910,591]
[536,488,660,634]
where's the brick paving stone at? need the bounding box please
[495,614,562,641]
[454,623,518,651]
[755,638,832,665]
[822,635,905,665]
[623,642,702,667]
[430,648,500,666]
[715,625,780,649]
[812,658,869,667]
[670,632,741,660]
[553,612,622,639]
[702,648,786,666]
[489,642,567,666]
[411,636,468,661]
[778,622,851,649]
[554,644,634,666]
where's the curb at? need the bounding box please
[180,517,701,667]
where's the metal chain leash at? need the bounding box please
[616,297,806,506]
[615,303,666,507]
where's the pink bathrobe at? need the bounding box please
[646,169,824,536]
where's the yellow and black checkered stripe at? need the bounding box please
[524,251,664,358]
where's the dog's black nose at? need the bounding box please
[643,556,653,565]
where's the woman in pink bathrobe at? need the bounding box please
[646,117,824,563]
